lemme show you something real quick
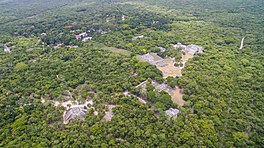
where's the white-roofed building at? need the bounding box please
[82,37,92,42]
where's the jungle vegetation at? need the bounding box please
[0,0,263,147]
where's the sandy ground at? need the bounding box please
[169,87,185,106]
[157,53,193,78]
[52,100,93,109]
[181,53,194,66]
[41,97,97,124]
[157,58,182,78]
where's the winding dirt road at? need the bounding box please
[240,37,245,50]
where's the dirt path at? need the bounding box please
[123,91,147,104]
[240,37,245,50]
[135,81,147,88]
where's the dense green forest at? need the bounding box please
[0,0,263,147]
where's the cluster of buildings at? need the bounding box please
[75,32,93,42]
[135,80,180,118]
[172,43,203,55]
[136,80,170,94]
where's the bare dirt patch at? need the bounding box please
[157,52,193,78]
[169,87,185,106]
[157,58,182,78]
[181,53,193,63]
[104,105,116,121]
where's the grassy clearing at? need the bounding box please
[103,47,131,56]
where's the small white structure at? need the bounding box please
[82,37,92,42]
[165,108,180,117]
[3,45,11,53]
[67,45,79,48]
[132,35,145,40]
[158,47,166,52]
[79,32,88,37]
[122,15,125,21]
[172,42,187,49]
[76,32,88,40]
[106,18,110,23]
[41,33,47,36]
[53,43,63,49]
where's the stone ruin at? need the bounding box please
[63,107,87,124]
[185,44,203,55]
[140,53,167,67]
[165,108,180,118]
[173,43,203,55]
[155,83,170,93]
